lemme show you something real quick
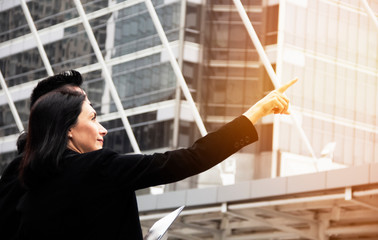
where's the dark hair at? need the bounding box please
[30,70,83,108]
[16,132,27,155]
[19,87,86,187]
[17,70,83,154]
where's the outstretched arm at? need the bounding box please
[243,78,298,124]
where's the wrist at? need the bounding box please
[243,105,263,125]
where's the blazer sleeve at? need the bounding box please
[89,115,258,190]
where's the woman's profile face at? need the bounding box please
[67,99,107,153]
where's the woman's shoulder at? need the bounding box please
[61,148,146,184]
[60,149,124,174]
[63,148,120,160]
[62,148,143,166]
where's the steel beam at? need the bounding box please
[144,0,207,137]
[20,0,54,76]
[73,0,141,153]
[0,71,24,132]
[172,0,188,149]
[361,0,378,31]
[232,0,318,167]
[326,223,378,235]
[226,210,317,240]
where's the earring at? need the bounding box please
[68,134,73,138]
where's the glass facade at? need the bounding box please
[201,0,278,180]
[0,0,377,186]
[278,0,378,169]
[0,0,109,167]
[0,0,192,176]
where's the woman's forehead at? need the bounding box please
[82,99,95,112]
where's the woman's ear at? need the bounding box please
[68,129,73,139]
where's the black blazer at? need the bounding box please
[0,156,23,240]
[2,116,258,240]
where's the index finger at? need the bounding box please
[278,78,298,93]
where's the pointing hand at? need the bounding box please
[243,78,298,124]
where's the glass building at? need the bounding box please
[0,0,377,188]
[0,0,195,175]
[276,0,378,175]
[1,0,378,239]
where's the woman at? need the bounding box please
[0,70,84,240]
[17,77,297,240]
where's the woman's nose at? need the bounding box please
[99,124,107,136]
